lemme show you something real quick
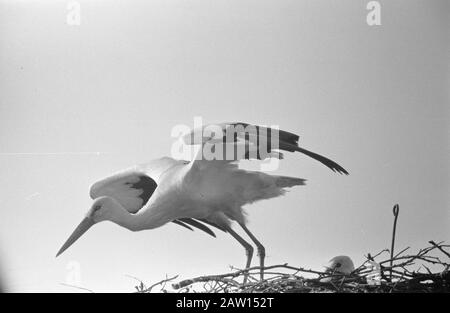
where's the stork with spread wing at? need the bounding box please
[56,122,348,281]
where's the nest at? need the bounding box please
[134,205,449,293]
[133,240,449,293]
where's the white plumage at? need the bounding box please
[56,122,348,280]
[320,255,355,282]
[325,255,355,275]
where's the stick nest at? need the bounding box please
[134,240,450,293]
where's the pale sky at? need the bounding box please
[0,0,448,292]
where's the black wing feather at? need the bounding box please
[228,122,349,175]
[172,220,194,231]
[179,218,216,237]
[128,175,158,207]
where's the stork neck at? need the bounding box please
[106,204,143,231]
[111,205,170,231]
[106,196,176,231]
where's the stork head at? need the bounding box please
[56,197,124,257]
[87,196,123,223]
[324,255,355,275]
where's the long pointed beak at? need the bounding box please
[56,217,94,257]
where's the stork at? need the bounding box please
[320,255,356,282]
[56,122,348,281]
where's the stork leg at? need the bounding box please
[239,223,265,281]
[225,226,254,284]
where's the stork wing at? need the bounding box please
[89,157,181,213]
[90,157,222,236]
[183,122,348,174]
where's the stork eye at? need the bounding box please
[336,263,342,268]
[93,205,102,211]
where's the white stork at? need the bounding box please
[320,255,355,282]
[56,122,348,281]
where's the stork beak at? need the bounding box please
[56,217,94,257]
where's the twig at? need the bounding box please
[429,240,450,259]
[60,283,95,293]
[394,246,410,258]
[139,275,179,293]
[390,204,400,280]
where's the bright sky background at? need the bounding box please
[0,0,448,292]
